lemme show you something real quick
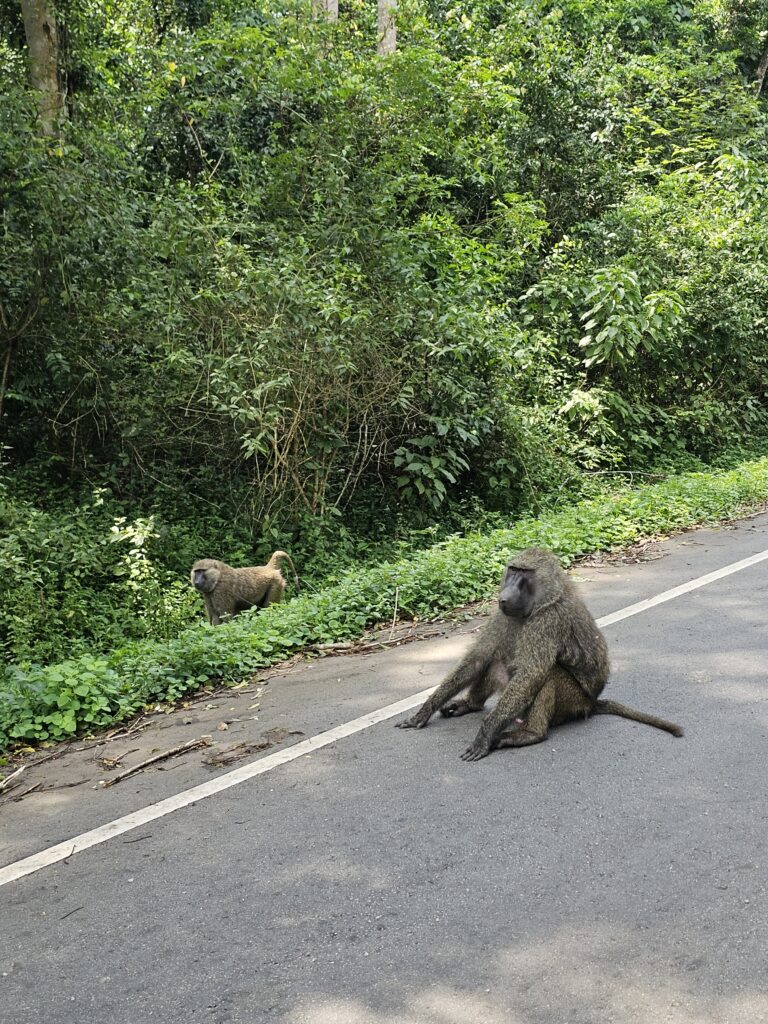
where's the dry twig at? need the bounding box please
[102,736,212,787]
[0,766,25,793]
[12,782,43,802]
[96,747,139,770]
[388,586,400,640]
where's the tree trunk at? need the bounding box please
[755,46,768,97]
[312,0,338,21]
[20,0,64,135]
[377,0,396,55]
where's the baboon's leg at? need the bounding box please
[441,662,508,718]
[496,678,556,748]
[551,668,594,727]
[211,594,236,624]
[204,596,222,626]
[461,660,553,762]
[497,729,546,748]
[397,655,490,730]
[262,580,285,607]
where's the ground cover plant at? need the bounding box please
[2,456,767,752]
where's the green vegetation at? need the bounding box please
[3,0,768,749]
[2,456,768,750]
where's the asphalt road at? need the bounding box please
[2,516,768,1024]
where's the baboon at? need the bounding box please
[190,551,299,626]
[397,547,682,761]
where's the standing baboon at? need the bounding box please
[397,547,682,761]
[190,551,299,625]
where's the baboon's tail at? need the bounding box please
[268,551,300,591]
[594,699,683,737]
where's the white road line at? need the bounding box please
[596,546,768,626]
[0,690,435,889]
[2,545,768,889]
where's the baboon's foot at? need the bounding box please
[396,707,433,730]
[460,736,494,762]
[440,700,482,718]
[496,728,547,748]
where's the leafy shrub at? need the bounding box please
[4,0,768,526]
[2,456,768,751]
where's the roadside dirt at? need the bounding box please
[0,614,477,807]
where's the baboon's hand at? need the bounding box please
[396,708,432,730]
[460,736,493,762]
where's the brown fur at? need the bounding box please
[397,547,682,760]
[190,551,299,625]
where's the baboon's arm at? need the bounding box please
[397,654,489,730]
[461,626,559,761]
[204,597,222,626]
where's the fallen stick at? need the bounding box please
[350,630,445,654]
[102,736,212,787]
[105,719,152,741]
[26,749,66,768]
[69,718,152,753]
[60,906,84,921]
[96,747,140,770]
[311,629,444,657]
[388,586,400,641]
[12,782,43,802]
[46,778,90,791]
[0,766,25,793]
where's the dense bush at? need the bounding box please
[4,0,768,516]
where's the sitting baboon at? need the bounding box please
[190,551,299,625]
[397,547,682,761]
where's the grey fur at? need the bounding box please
[397,547,682,760]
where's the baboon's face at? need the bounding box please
[191,565,219,593]
[498,564,535,618]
